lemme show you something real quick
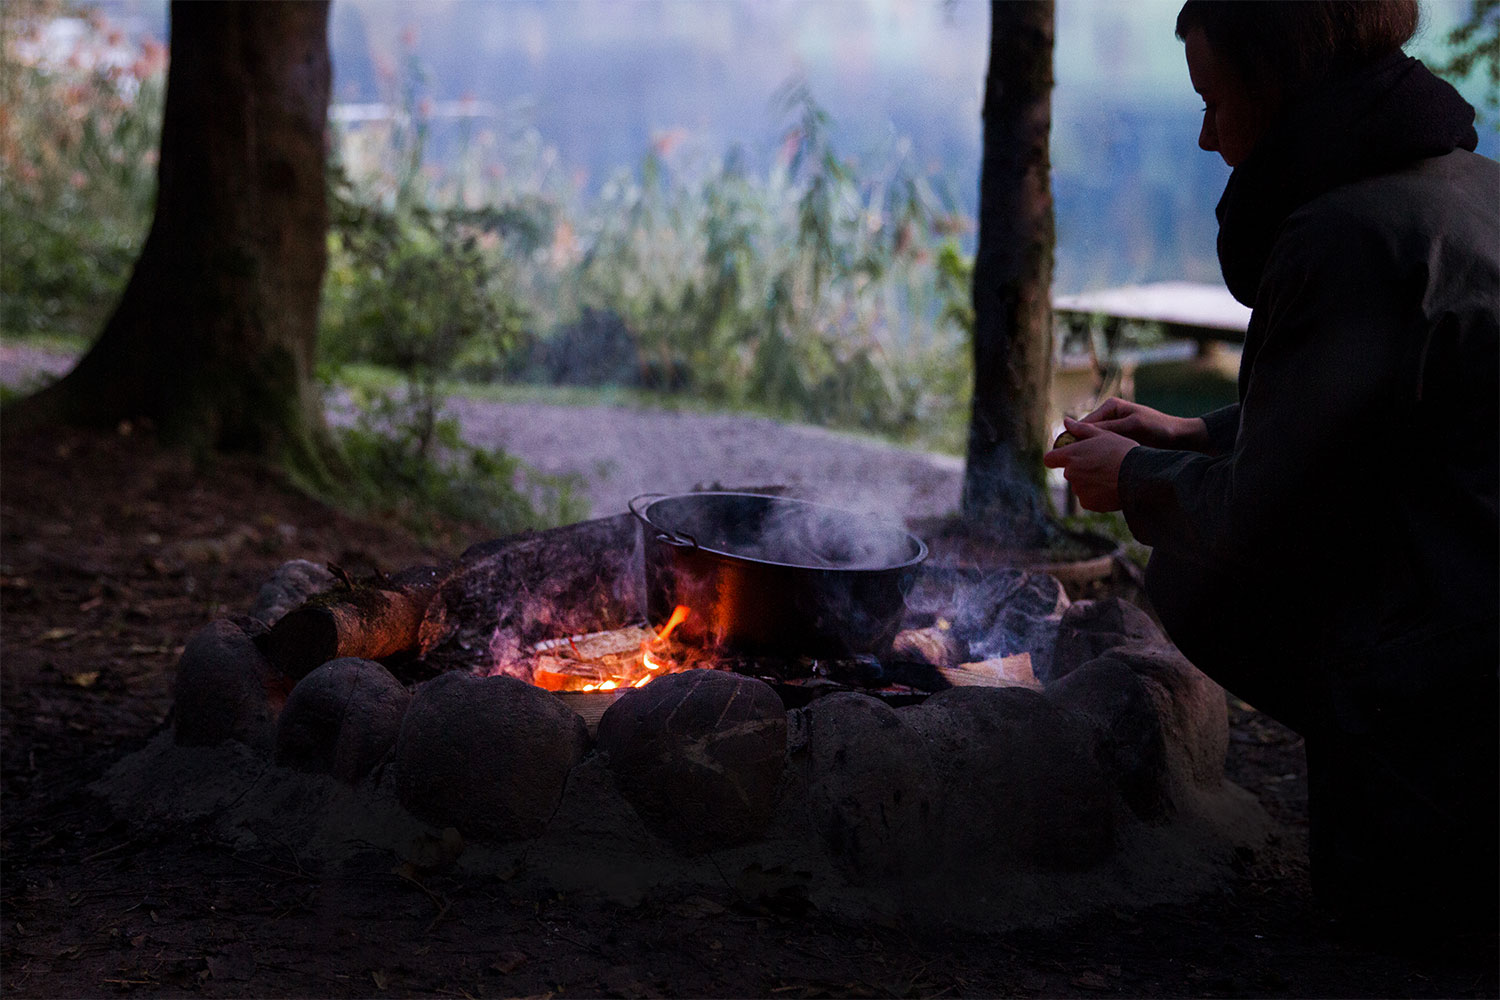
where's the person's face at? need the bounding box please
[1184,27,1272,167]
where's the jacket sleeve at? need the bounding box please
[1199,403,1240,455]
[1118,205,1408,568]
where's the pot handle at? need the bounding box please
[628,492,700,549]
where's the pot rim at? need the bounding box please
[630,491,929,573]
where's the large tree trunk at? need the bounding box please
[961,0,1057,547]
[9,1,331,458]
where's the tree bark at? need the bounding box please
[8,1,331,458]
[961,0,1058,546]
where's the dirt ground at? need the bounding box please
[2,422,1496,999]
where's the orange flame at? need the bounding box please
[533,608,695,694]
[655,605,691,643]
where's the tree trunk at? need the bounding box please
[961,0,1058,547]
[9,1,331,458]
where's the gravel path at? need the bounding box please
[2,344,966,522]
[443,394,964,521]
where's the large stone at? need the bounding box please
[173,619,283,751]
[391,672,589,840]
[275,658,411,784]
[1101,642,1228,794]
[248,559,336,627]
[596,669,786,854]
[901,685,1115,871]
[1050,598,1165,680]
[1047,658,1173,820]
[800,693,939,878]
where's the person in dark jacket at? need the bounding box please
[1045,0,1498,937]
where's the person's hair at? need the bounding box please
[1175,1,1420,98]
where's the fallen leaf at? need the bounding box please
[491,950,528,974]
[40,628,74,642]
[130,935,146,948]
[1070,972,1111,991]
[371,970,389,990]
[669,895,727,918]
[65,671,100,688]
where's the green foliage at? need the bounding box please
[319,51,580,537]
[1434,0,1500,124]
[0,1,164,342]
[553,82,974,449]
[329,386,586,540]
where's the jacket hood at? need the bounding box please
[1216,53,1478,306]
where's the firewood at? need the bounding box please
[937,652,1039,690]
[257,565,448,680]
[891,625,967,667]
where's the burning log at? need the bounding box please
[531,626,657,691]
[258,565,449,680]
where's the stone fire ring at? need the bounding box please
[96,514,1271,931]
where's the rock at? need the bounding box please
[1101,643,1228,793]
[275,658,411,784]
[391,672,589,840]
[1047,658,1173,820]
[901,685,1115,870]
[952,570,1070,682]
[801,693,939,877]
[596,669,786,854]
[248,559,336,627]
[1050,598,1165,681]
[173,619,283,751]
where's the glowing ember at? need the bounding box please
[528,606,695,693]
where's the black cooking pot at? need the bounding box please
[630,492,928,658]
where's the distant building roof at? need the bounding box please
[1054,281,1251,335]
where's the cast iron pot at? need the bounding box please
[629,492,928,659]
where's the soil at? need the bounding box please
[3,417,1497,998]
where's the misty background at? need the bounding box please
[92,0,1494,296]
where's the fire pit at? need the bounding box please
[96,500,1272,930]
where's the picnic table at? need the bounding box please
[1054,280,1251,348]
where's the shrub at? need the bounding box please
[0,1,164,342]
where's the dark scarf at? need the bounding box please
[1216,53,1478,306]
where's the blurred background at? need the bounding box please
[4,0,1494,472]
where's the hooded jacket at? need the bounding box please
[1117,55,1498,736]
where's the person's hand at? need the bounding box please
[1043,417,1138,512]
[1079,397,1211,452]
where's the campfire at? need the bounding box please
[526,605,1041,704]
[529,605,691,693]
[128,494,1264,930]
